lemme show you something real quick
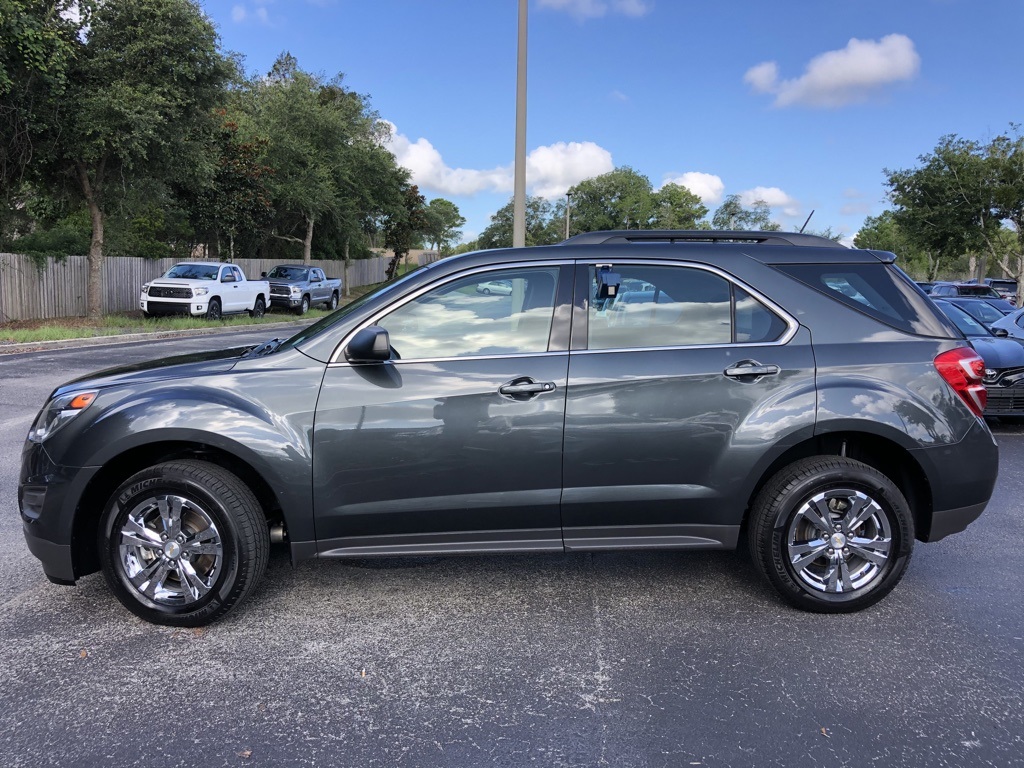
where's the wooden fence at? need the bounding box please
[0,251,439,322]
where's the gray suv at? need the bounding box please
[19,231,998,625]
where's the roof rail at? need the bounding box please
[560,230,847,248]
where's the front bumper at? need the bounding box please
[19,439,100,585]
[139,297,208,316]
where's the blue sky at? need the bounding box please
[205,0,1023,244]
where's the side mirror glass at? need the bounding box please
[994,327,1009,338]
[345,326,392,363]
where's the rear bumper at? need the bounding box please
[911,418,998,541]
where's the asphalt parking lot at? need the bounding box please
[2,330,1023,767]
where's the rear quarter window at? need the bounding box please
[777,263,959,338]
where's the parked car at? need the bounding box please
[933,299,1024,417]
[263,265,342,315]
[140,262,269,320]
[475,279,513,296]
[983,278,1018,304]
[944,297,1013,329]
[930,283,1002,299]
[915,281,936,294]
[21,230,998,626]
[991,307,1024,343]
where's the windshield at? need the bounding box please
[278,266,435,352]
[165,264,219,280]
[958,285,1000,297]
[267,266,308,281]
[936,301,989,337]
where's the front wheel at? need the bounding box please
[748,456,913,613]
[295,295,310,315]
[249,297,266,319]
[99,460,269,626]
[205,298,222,320]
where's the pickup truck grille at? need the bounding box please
[148,286,193,299]
[270,286,292,297]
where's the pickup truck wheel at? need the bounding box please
[205,298,222,320]
[295,295,310,315]
[748,456,913,613]
[249,297,266,319]
[328,292,338,310]
[99,460,269,627]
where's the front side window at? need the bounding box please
[378,267,560,360]
[587,265,786,350]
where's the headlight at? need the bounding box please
[290,286,301,296]
[141,283,150,295]
[28,391,98,443]
[193,287,209,297]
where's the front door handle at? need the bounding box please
[499,377,557,399]
[724,362,781,379]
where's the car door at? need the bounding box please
[312,262,573,556]
[218,265,242,312]
[561,261,817,551]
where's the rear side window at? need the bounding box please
[778,263,958,338]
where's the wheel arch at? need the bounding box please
[72,441,285,579]
[742,431,933,544]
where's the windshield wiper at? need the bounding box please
[244,338,284,358]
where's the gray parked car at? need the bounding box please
[20,230,998,626]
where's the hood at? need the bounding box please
[969,336,1024,370]
[53,345,252,397]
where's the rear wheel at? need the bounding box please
[99,460,269,626]
[249,297,266,319]
[748,456,913,613]
[328,292,338,310]
[205,298,222,320]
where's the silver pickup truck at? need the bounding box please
[263,265,343,315]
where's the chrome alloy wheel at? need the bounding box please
[785,489,893,594]
[118,494,223,605]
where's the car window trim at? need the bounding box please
[328,260,574,365]
[569,258,799,353]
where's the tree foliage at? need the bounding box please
[478,196,561,249]
[711,195,780,231]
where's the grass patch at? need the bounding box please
[0,283,385,345]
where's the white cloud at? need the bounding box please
[744,34,921,108]
[739,186,801,217]
[527,141,614,198]
[538,0,652,20]
[385,123,613,199]
[609,89,629,103]
[232,1,272,24]
[231,5,247,21]
[660,172,725,204]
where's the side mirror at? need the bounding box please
[345,326,392,363]
[222,274,236,283]
[261,271,267,278]
[595,266,621,299]
[994,327,1009,338]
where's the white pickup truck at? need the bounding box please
[140,262,270,320]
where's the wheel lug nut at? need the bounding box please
[828,548,835,556]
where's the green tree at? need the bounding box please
[383,183,428,279]
[29,0,229,317]
[711,195,781,231]
[423,198,465,254]
[0,0,84,189]
[885,135,1005,281]
[567,167,654,233]
[854,211,938,278]
[478,196,559,249]
[651,183,708,229]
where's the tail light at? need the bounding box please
[934,347,986,417]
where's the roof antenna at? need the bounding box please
[798,210,815,234]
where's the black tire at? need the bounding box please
[99,460,269,626]
[748,456,913,613]
[328,292,338,311]
[205,298,222,320]
[481,288,491,295]
[249,297,266,319]
[295,295,310,315]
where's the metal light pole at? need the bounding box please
[564,192,572,240]
[512,0,528,248]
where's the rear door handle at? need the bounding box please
[724,362,780,379]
